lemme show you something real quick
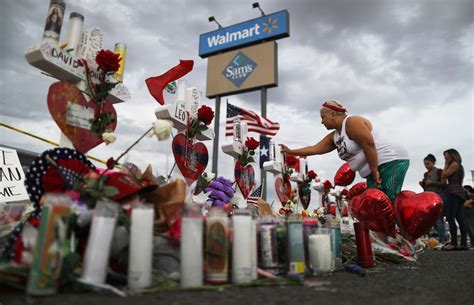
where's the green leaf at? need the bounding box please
[198,124,208,132]
[248,150,255,156]
[103,186,119,197]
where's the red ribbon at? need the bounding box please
[322,101,347,113]
[145,60,194,105]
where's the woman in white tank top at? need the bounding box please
[280,100,410,205]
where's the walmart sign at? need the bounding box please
[199,10,289,58]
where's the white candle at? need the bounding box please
[232,210,252,284]
[81,200,118,284]
[308,233,333,275]
[128,207,154,289]
[180,205,203,287]
[65,12,84,55]
[251,217,258,280]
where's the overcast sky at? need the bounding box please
[1,0,473,206]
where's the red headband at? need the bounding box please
[322,102,347,113]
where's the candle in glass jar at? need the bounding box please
[308,229,333,276]
[232,209,253,283]
[128,206,154,289]
[205,207,229,284]
[180,204,203,287]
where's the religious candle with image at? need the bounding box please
[42,0,66,44]
[205,207,229,284]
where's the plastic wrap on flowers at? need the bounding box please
[334,163,356,186]
[205,176,235,207]
[350,188,396,237]
[394,191,443,241]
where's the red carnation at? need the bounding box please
[197,105,214,125]
[96,49,121,73]
[245,137,260,150]
[307,170,317,180]
[286,155,298,167]
[323,180,333,191]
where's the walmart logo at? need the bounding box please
[222,52,257,88]
[262,17,278,34]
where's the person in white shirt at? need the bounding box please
[280,100,409,204]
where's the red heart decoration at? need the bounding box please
[334,162,356,186]
[348,182,367,199]
[47,82,117,153]
[350,188,396,236]
[172,134,209,185]
[275,177,290,204]
[234,160,255,199]
[297,183,311,210]
[395,191,443,241]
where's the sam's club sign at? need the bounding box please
[199,10,289,58]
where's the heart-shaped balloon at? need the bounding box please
[275,177,290,204]
[348,182,367,199]
[172,134,209,185]
[334,162,356,186]
[298,183,311,210]
[47,81,117,153]
[234,161,255,199]
[395,191,443,241]
[350,188,396,236]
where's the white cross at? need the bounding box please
[25,17,131,151]
[221,120,250,209]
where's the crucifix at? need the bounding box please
[221,120,254,209]
[262,140,289,211]
[155,79,214,185]
[25,3,130,153]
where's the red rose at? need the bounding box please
[341,189,349,197]
[285,155,298,168]
[106,157,116,169]
[245,137,260,150]
[95,49,121,73]
[323,180,333,191]
[197,105,214,125]
[307,170,317,180]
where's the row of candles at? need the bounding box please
[27,195,374,294]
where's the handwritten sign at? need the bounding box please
[0,147,30,203]
[78,26,104,68]
[66,101,94,129]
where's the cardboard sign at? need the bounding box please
[0,147,30,202]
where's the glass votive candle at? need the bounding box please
[308,228,333,276]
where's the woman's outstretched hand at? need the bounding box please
[374,170,382,188]
[279,144,290,154]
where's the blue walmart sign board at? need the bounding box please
[199,10,289,58]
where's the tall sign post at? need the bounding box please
[199,10,289,202]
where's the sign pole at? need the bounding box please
[260,87,267,200]
[212,95,221,176]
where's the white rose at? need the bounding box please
[102,132,116,145]
[203,172,216,181]
[150,119,173,141]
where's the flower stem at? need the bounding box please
[115,127,153,164]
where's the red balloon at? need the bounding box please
[347,182,367,199]
[395,191,443,241]
[349,188,396,236]
[334,163,356,186]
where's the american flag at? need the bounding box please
[226,102,280,137]
[247,185,263,206]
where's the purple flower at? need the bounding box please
[210,180,224,190]
[223,186,235,197]
[214,200,225,207]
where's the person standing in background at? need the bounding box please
[462,185,474,248]
[441,149,468,251]
[420,154,447,245]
